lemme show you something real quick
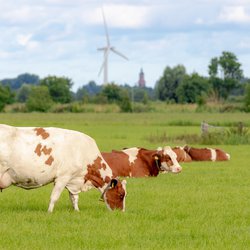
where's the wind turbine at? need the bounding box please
[98,7,128,85]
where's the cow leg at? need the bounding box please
[68,192,80,211]
[0,171,13,190]
[48,180,68,213]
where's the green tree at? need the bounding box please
[176,73,210,103]
[118,91,132,112]
[132,87,149,102]
[208,51,243,100]
[243,83,250,112]
[142,92,149,105]
[26,86,53,112]
[75,87,89,103]
[219,51,243,79]
[155,65,186,102]
[208,57,219,77]
[16,84,32,103]
[100,83,132,112]
[101,83,122,103]
[1,73,39,90]
[0,84,14,111]
[82,81,102,96]
[40,76,73,103]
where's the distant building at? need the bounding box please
[138,68,146,87]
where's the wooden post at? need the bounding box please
[201,121,209,135]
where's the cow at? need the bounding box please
[171,146,192,163]
[101,146,182,178]
[0,124,127,212]
[183,145,230,161]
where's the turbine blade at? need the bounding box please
[97,47,106,51]
[102,7,110,46]
[98,49,109,76]
[111,48,129,60]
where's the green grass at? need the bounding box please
[0,112,250,249]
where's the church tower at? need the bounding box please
[138,68,146,88]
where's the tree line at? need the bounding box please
[1,51,250,112]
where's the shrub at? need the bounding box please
[40,76,73,103]
[7,103,28,113]
[0,84,14,112]
[145,123,250,145]
[16,84,32,103]
[118,96,132,113]
[132,103,154,113]
[243,83,250,112]
[26,86,53,112]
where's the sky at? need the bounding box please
[1,0,250,91]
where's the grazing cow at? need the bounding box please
[0,124,127,212]
[102,146,182,178]
[184,145,230,161]
[172,146,192,163]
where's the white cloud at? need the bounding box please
[195,18,205,25]
[17,34,33,46]
[218,5,250,23]
[238,39,250,49]
[16,34,40,50]
[0,51,10,59]
[2,5,46,24]
[83,4,151,29]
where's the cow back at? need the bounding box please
[172,147,192,162]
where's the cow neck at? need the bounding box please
[84,156,112,191]
[154,156,161,170]
[157,149,166,169]
[141,149,161,173]
[184,146,191,153]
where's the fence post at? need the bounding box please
[201,121,209,135]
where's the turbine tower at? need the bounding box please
[98,7,128,85]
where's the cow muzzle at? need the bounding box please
[160,162,182,173]
[171,166,182,173]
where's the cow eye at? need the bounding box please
[120,193,124,199]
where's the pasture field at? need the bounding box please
[0,112,249,250]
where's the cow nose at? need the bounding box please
[175,167,182,173]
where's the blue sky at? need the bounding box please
[1,0,250,91]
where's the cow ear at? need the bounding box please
[110,179,118,188]
[153,153,161,161]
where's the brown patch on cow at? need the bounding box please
[184,146,212,161]
[84,156,111,188]
[105,176,111,183]
[45,155,54,166]
[215,149,230,161]
[34,140,55,166]
[105,181,126,210]
[102,151,131,178]
[34,128,49,140]
[136,149,160,176]
[42,146,52,155]
[184,146,230,161]
[34,143,42,156]
[102,149,161,177]
[172,147,192,162]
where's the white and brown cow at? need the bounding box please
[0,124,127,212]
[184,145,230,161]
[102,146,182,178]
[171,146,193,163]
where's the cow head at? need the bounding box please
[157,146,182,174]
[100,179,127,212]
